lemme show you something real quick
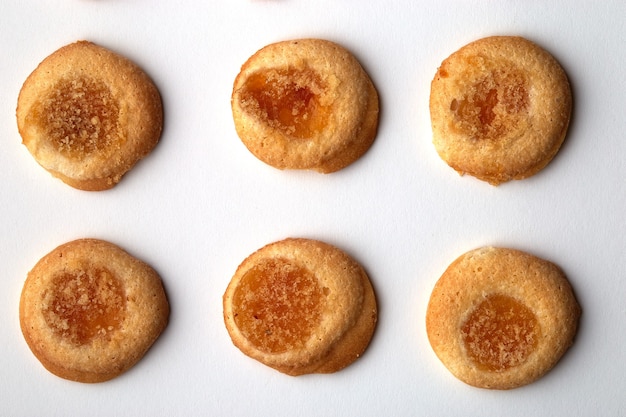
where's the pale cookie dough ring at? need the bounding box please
[17,41,163,191]
[19,239,169,383]
[430,36,572,185]
[426,247,580,389]
[231,39,379,173]
[223,238,377,376]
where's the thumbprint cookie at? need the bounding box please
[430,36,572,185]
[426,246,580,389]
[231,39,379,173]
[223,238,377,375]
[17,41,163,191]
[19,239,169,383]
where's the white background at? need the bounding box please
[1,1,625,416]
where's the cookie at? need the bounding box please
[231,38,379,173]
[426,246,580,389]
[19,239,169,383]
[429,36,572,185]
[17,41,163,191]
[223,238,377,376]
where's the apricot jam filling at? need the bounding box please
[461,294,540,372]
[28,76,121,157]
[43,268,126,345]
[233,258,324,354]
[240,68,330,139]
[450,68,529,140]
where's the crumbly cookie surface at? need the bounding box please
[430,36,572,185]
[231,39,379,173]
[17,41,163,191]
[426,246,580,389]
[19,239,169,383]
[223,238,377,375]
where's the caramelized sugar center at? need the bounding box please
[450,68,529,140]
[240,68,329,139]
[232,258,324,354]
[29,76,121,157]
[43,268,126,345]
[461,294,540,371]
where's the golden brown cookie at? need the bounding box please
[231,39,379,173]
[426,246,580,389]
[430,36,572,185]
[19,239,169,383]
[17,41,163,191]
[223,238,377,375]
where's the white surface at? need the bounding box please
[1,1,625,415]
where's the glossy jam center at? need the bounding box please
[241,69,329,139]
[43,268,126,345]
[29,76,120,157]
[232,258,324,354]
[450,68,529,140]
[461,294,540,371]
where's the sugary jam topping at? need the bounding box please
[29,76,120,157]
[450,68,529,140]
[232,258,324,354]
[240,68,329,139]
[42,268,126,345]
[461,294,540,372]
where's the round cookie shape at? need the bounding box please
[17,41,163,191]
[429,36,572,185]
[231,39,379,173]
[19,239,169,383]
[223,238,377,376]
[426,246,580,389]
